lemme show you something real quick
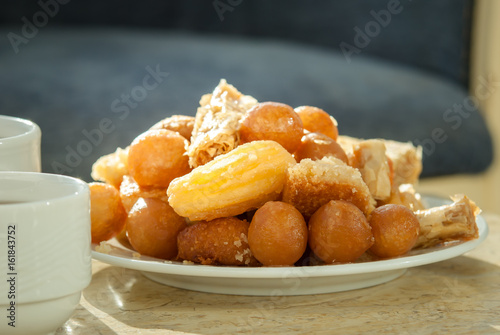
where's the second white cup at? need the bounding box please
[0,115,41,172]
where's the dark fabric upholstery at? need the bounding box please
[0,29,492,181]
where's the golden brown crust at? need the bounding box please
[168,140,296,221]
[187,79,258,168]
[177,217,259,266]
[351,139,391,201]
[282,157,376,218]
[414,194,480,248]
[338,135,422,186]
[149,115,195,140]
[119,175,168,213]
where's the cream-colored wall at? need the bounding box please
[417,0,500,214]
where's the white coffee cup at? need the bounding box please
[0,172,91,335]
[0,115,41,172]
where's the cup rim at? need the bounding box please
[0,115,41,146]
[0,171,89,206]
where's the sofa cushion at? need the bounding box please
[0,28,493,181]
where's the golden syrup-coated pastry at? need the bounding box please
[91,146,129,189]
[368,204,420,258]
[351,139,391,201]
[150,114,195,140]
[378,183,425,212]
[89,182,127,244]
[187,79,258,168]
[308,200,374,263]
[239,102,304,153]
[128,129,191,188]
[294,105,339,140]
[177,217,259,266]
[282,157,376,218]
[119,175,168,213]
[167,140,296,221]
[248,201,308,266]
[126,197,188,260]
[293,132,348,163]
[337,135,423,186]
[414,194,480,248]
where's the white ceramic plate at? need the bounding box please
[91,196,489,296]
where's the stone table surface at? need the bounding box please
[56,213,500,335]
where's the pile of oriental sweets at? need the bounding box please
[90,79,480,267]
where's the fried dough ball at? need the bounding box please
[126,197,188,259]
[368,204,420,258]
[294,132,348,163]
[119,175,168,213]
[150,115,195,140]
[248,201,308,266]
[295,106,338,140]
[89,182,127,244]
[177,217,259,266]
[128,129,190,188]
[239,102,304,153]
[308,200,374,263]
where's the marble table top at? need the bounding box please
[56,213,500,334]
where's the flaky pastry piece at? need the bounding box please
[413,194,480,248]
[282,156,376,217]
[187,79,258,168]
[91,147,129,188]
[351,139,391,201]
[338,135,422,186]
[168,140,296,222]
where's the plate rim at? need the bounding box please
[91,195,489,279]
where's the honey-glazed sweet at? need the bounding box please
[149,114,195,140]
[248,201,308,266]
[167,140,296,221]
[308,200,374,263]
[187,79,258,168]
[177,216,259,266]
[294,105,339,141]
[89,182,127,244]
[282,156,376,218]
[239,102,304,153]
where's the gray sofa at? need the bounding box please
[0,0,492,181]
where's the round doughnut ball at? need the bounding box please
[294,132,348,163]
[308,200,374,263]
[248,201,308,266]
[295,106,338,140]
[126,197,188,259]
[150,115,195,140]
[177,217,259,266]
[128,129,190,188]
[368,204,420,258]
[239,102,304,153]
[89,182,127,244]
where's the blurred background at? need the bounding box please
[0,0,498,213]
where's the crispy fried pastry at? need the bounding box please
[91,147,129,188]
[187,79,258,168]
[379,183,426,212]
[177,217,259,266]
[119,175,168,213]
[150,114,195,140]
[167,140,296,221]
[282,157,376,217]
[338,135,423,186]
[351,139,391,201]
[414,194,480,248]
